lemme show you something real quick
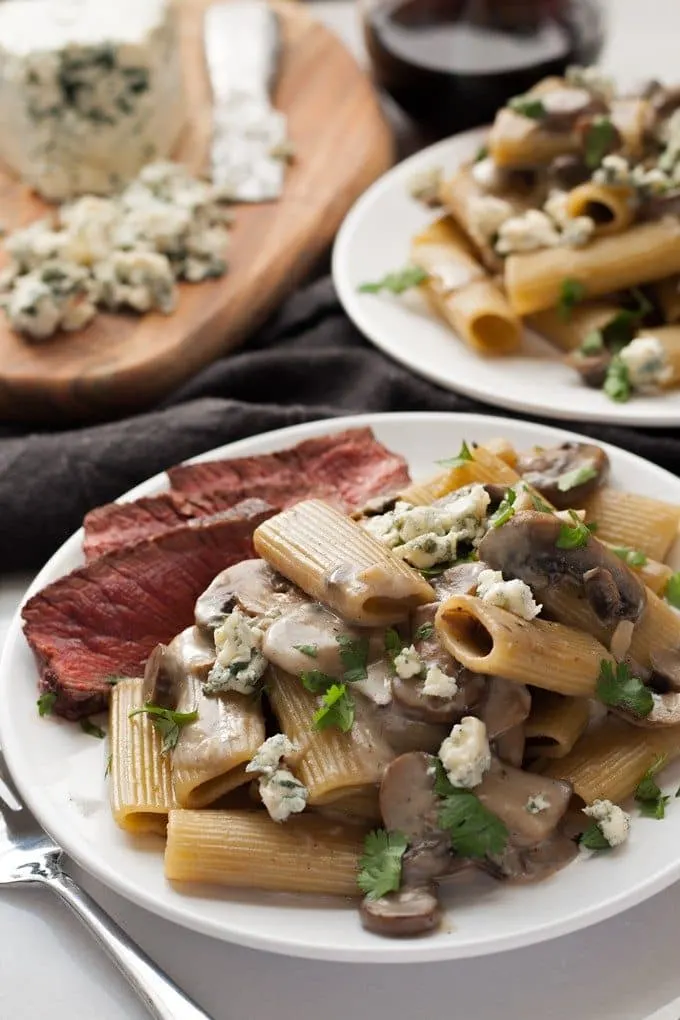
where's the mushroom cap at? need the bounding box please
[514,442,609,510]
[379,751,444,841]
[565,349,612,389]
[143,626,215,709]
[195,558,304,634]
[360,886,442,937]
[548,153,592,190]
[479,832,578,882]
[541,87,607,131]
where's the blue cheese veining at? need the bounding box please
[0,0,185,201]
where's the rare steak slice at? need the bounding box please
[84,428,411,561]
[23,499,274,720]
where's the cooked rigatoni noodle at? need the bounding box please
[318,786,381,823]
[412,219,522,355]
[582,486,680,562]
[611,97,652,159]
[172,675,265,808]
[541,716,680,804]
[654,276,680,324]
[428,445,520,499]
[488,79,581,168]
[601,541,674,596]
[268,667,393,804]
[527,301,624,353]
[253,499,434,626]
[565,182,635,237]
[438,166,531,269]
[482,438,518,468]
[435,595,613,696]
[110,678,177,835]
[165,810,365,894]
[524,691,591,759]
[505,219,680,316]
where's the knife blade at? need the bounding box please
[203,1,290,202]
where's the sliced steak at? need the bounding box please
[23,499,274,720]
[83,492,198,561]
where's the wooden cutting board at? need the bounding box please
[0,0,393,423]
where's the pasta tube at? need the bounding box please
[527,301,624,353]
[268,667,393,804]
[253,499,434,625]
[524,691,591,759]
[109,678,177,834]
[542,716,680,803]
[488,79,581,168]
[654,276,680,324]
[565,182,635,237]
[611,97,652,159]
[165,810,365,895]
[583,486,680,562]
[172,675,265,808]
[505,219,680,316]
[435,594,614,696]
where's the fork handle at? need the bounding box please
[45,870,213,1020]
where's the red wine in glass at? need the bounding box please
[362,0,607,139]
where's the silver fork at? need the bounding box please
[0,750,213,1020]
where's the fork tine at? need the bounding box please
[0,751,23,811]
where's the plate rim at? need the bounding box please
[3,409,680,963]
[331,129,680,428]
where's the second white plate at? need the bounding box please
[332,129,680,428]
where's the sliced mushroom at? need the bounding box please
[351,493,400,520]
[493,725,526,768]
[476,758,573,849]
[514,442,609,509]
[360,886,441,937]
[548,153,591,190]
[478,511,647,629]
[195,558,305,634]
[480,832,578,882]
[429,561,489,601]
[639,190,680,221]
[565,349,612,389]
[375,705,450,755]
[650,648,680,692]
[379,752,445,839]
[480,676,531,739]
[540,87,606,131]
[143,627,216,709]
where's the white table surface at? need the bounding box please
[4,3,680,1018]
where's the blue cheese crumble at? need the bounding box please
[526,793,551,814]
[246,735,308,822]
[438,716,491,789]
[619,335,673,393]
[476,569,542,621]
[246,734,298,777]
[421,664,459,699]
[204,607,267,695]
[583,799,630,847]
[393,644,423,679]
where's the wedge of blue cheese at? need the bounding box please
[0,0,185,200]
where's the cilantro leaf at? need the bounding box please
[313,683,355,732]
[596,659,654,717]
[508,95,546,119]
[129,703,199,754]
[384,627,404,663]
[438,790,508,858]
[580,822,612,851]
[530,491,554,514]
[635,755,669,819]
[557,464,598,492]
[80,718,105,739]
[300,669,336,694]
[475,145,489,162]
[603,356,632,403]
[584,116,618,169]
[557,278,587,321]
[415,622,434,641]
[359,266,428,295]
[357,829,408,899]
[37,692,57,717]
[611,545,648,568]
[294,644,318,658]
[665,572,680,609]
[489,487,516,528]
[556,510,592,549]
[437,440,474,468]
[337,634,369,684]
[104,753,112,778]
[433,757,456,797]
[580,329,605,356]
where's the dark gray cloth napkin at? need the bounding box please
[1,276,679,572]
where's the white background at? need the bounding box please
[3,3,680,1018]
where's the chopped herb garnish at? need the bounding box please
[434,760,508,858]
[359,266,429,295]
[557,278,586,321]
[313,683,355,732]
[105,753,113,777]
[489,487,516,528]
[37,692,57,717]
[300,669,336,694]
[529,491,554,514]
[294,644,318,658]
[357,829,408,900]
[437,440,474,469]
[665,572,680,609]
[508,95,546,119]
[580,330,605,356]
[475,145,489,162]
[557,464,598,493]
[612,545,648,568]
[596,659,654,718]
[415,622,435,641]
[556,510,592,549]
[337,634,369,684]
[584,116,617,169]
[580,822,612,851]
[129,703,199,754]
[603,356,632,403]
[384,627,404,663]
[635,756,669,819]
[80,718,105,739]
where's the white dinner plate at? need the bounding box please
[332,130,680,428]
[2,411,680,963]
